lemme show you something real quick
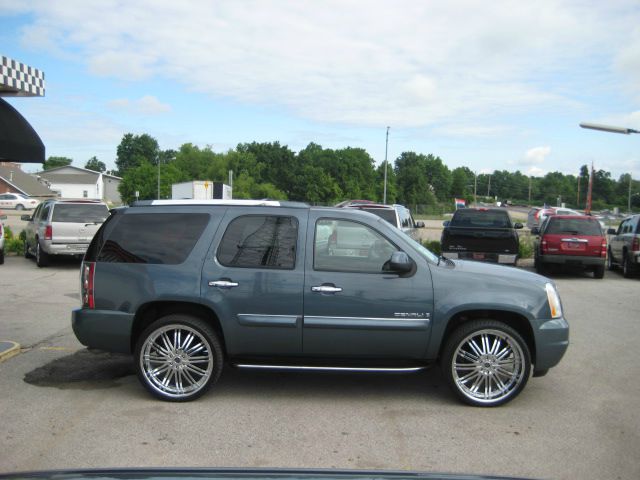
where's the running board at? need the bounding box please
[233,363,427,373]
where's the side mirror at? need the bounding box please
[442,220,450,227]
[389,251,413,273]
[415,221,425,228]
[514,222,523,229]
[21,215,32,221]
[531,227,540,235]
[607,228,616,235]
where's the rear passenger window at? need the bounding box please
[217,215,298,269]
[97,213,209,264]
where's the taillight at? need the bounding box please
[600,239,607,257]
[541,238,548,254]
[81,262,96,309]
[633,237,639,252]
[44,225,52,240]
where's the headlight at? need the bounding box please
[545,283,563,319]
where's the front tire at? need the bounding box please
[442,320,531,407]
[135,315,223,402]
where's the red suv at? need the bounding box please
[532,215,607,278]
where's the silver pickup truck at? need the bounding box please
[22,199,109,267]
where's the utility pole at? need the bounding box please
[474,172,478,207]
[487,175,491,197]
[577,175,580,207]
[629,173,633,214]
[157,157,161,199]
[383,126,390,204]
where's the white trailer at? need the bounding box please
[171,181,214,200]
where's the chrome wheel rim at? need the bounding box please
[140,324,214,398]
[452,329,526,404]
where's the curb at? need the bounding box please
[0,341,21,363]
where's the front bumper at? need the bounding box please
[72,308,135,353]
[533,316,569,372]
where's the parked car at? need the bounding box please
[0,211,6,265]
[440,207,523,265]
[22,199,109,267]
[341,202,425,239]
[0,192,40,210]
[532,215,606,278]
[72,199,568,406]
[529,206,582,229]
[607,214,640,278]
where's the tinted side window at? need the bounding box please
[39,204,51,221]
[97,213,209,264]
[314,219,398,273]
[217,215,298,269]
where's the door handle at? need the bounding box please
[209,280,239,288]
[311,285,342,293]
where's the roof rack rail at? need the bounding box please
[131,199,309,208]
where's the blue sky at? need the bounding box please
[2,0,639,179]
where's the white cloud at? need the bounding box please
[12,0,640,128]
[527,166,546,177]
[107,95,171,115]
[525,146,552,164]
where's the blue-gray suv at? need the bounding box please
[72,200,569,406]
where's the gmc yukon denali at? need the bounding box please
[72,200,568,406]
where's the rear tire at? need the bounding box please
[623,255,634,278]
[441,320,531,407]
[15,204,24,211]
[135,314,224,402]
[0,249,4,265]
[36,242,49,267]
[534,255,546,275]
[593,265,605,279]
[24,240,33,259]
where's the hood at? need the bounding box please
[431,260,554,320]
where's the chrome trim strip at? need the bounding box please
[561,238,589,243]
[237,314,299,328]
[235,364,426,372]
[304,315,429,330]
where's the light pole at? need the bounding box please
[580,122,638,213]
[383,126,390,204]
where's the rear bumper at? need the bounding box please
[43,241,89,256]
[539,254,605,268]
[72,308,135,353]
[533,316,570,371]
[442,251,518,264]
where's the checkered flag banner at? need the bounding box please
[1,55,45,97]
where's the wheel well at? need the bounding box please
[130,302,227,356]
[439,309,536,364]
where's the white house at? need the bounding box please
[37,165,122,204]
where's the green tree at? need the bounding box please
[394,152,437,206]
[236,142,296,195]
[43,156,72,170]
[116,133,160,175]
[85,156,106,172]
[423,154,452,202]
[118,160,157,204]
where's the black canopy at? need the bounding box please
[0,97,45,163]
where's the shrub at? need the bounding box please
[423,240,441,255]
[3,225,13,239]
[518,234,534,259]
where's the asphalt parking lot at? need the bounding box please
[1,254,639,480]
